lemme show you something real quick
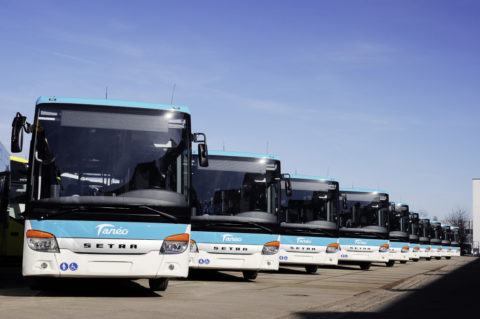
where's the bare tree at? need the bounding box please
[444,207,470,243]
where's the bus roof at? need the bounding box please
[391,201,409,206]
[36,96,190,114]
[194,149,280,160]
[340,187,388,194]
[420,216,430,220]
[290,174,337,182]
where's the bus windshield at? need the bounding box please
[192,155,281,217]
[340,192,389,229]
[281,179,338,224]
[31,104,190,206]
[390,205,409,233]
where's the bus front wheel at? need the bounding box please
[149,278,169,291]
[360,263,371,270]
[386,261,395,267]
[243,270,258,281]
[305,265,318,274]
[25,277,48,290]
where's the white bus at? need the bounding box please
[429,220,443,260]
[407,211,420,261]
[418,217,432,260]
[10,96,208,291]
[338,189,390,270]
[450,226,461,257]
[388,202,410,265]
[278,175,339,273]
[189,151,282,280]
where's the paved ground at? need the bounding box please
[0,256,476,319]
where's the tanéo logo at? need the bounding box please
[96,224,129,236]
[222,234,242,243]
[354,239,367,245]
[296,237,312,244]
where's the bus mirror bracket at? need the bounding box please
[193,132,208,167]
[11,112,32,153]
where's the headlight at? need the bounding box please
[401,246,410,253]
[26,229,59,253]
[262,241,279,255]
[414,246,420,251]
[379,244,389,253]
[190,239,198,253]
[426,247,431,251]
[160,233,189,254]
[326,243,339,254]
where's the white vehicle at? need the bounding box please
[388,202,410,265]
[407,211,420,261]
[338,189,390,270]
[429,220,443,260]
[441,224,452,259]
[418,217,432,260]
[278,175,339,274]
[450,226,461,257]
[189,151,283,280]
[11,96,208,291]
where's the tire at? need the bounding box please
[386,260,395,267]
[426,257,431,261]
[360,262,371,270]
[435,257,441,260]
[149,278,169,291]
[25,277,46,290]
[242,270,258,281]
[305,265,318,274]
[413,259,419,262]
[400,261,407,264]
[446,256,451,260]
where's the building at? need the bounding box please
[473,179,480,255]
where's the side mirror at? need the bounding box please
[282,173,292,197]
[11,113,27,153]
[342,195,348,209]
[197,143,208,167]
[193,132,208,167]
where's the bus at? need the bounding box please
[450,226,461,257]
[388,202,410,265]
[278,175,339,274]
[189,151,282,280]
[441,224,452,259]
[0,154,28,263]
[407,210,420,261]
[10,96,208,291]
[429,220,443,260]
[338,188,390,270]
[418,217,432,260]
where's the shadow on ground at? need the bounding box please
[294,256,479,319]
[0,265,160,297]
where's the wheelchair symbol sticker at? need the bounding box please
[69,262,78,271]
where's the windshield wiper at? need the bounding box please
[37,207,88,220]
[244,222,274,233]
[137,205,178,223]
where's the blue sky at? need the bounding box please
[1,0,479,219]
